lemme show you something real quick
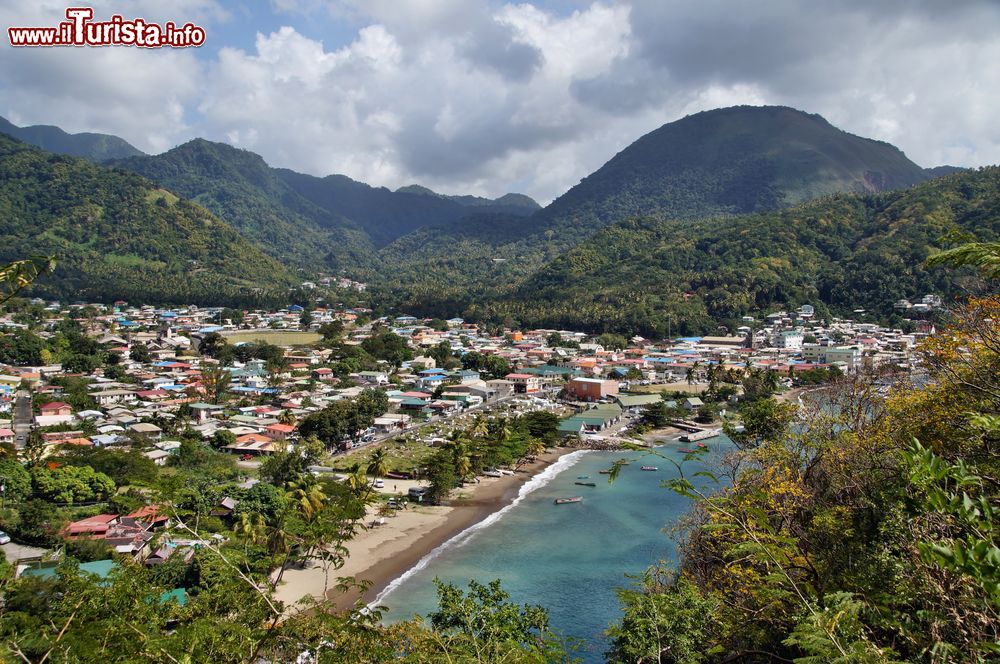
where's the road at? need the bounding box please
[13,389,31,449]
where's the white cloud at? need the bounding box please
[0,0,999,202]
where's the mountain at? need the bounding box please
[453,167,1000,336]
[0,134,295,306]
[925,165,969,178]
[111,140,375,270]
[112,138,538,264]
[376,105,938,312]
[0,116,144,162]
[276,170,538,247]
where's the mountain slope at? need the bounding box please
[455,167,1000,336]
[276,170,538,247]
[111,140,374,270]
[0,116,144,162]
[0,133,295,306]
[379,105,934,288]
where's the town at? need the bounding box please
[0,289,940,581]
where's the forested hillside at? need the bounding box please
[0,134,296,306]
[376,106,937,299]
[278,170,538,247]
[0,116,144,162]
[111,139,375,270]
[378,168,1000,335]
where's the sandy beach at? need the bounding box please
[273,447,578,615]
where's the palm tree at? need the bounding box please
[286,476,326,522]
[201,365,231,403]
[454,448,472,484]
[346,463,368,493]
[278,410,296,426]
[367,447,389,480]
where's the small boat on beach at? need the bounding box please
[574,481,597,487]
[554,496,583,504]
[641,466,658,471]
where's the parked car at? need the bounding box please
[0,531,11,545]
[240,454,254,461]
[372,479,385,489]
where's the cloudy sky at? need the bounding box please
[1,0,999,203]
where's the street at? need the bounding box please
[13,389,31,449]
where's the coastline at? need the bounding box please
[273,446,583,615]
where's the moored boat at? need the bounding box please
[640,466,658,471]
[554,496,583,504]
[574,481,597,487]
[598,470,613,474]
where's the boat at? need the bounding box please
[598,470,613,475]
[640,466,658,471]
[677,448,695,454]
[554,496,583,504]
[577,475,590,479]
[574,481,597,487]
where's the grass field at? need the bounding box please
[222,330,321,346]
[632,381,707,395]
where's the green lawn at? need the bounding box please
[222,330,321,346]
[326,437,438,476]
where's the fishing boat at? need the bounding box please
[577,475,590,479]
[598,470,613,475]
[677,448,695,454]
[554,496,583,504]
[640,466,658,471]
[574,481,597,487]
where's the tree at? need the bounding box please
[0,458,32,503]
[198,332,228,359]
[361,330,412,367]
[597,333,628,351]
[367,448,389,479]
[428,579,562,661]
[318,320,344,341]
[30,465,115,504]
[211,429,237,450]
[426,450,456,504]
[0,329,46,366]
[299,310,314,328]
[129,342,151,363]
[201,366,231,403]
[726,397,798,450]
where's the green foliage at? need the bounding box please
[460,351,510,379]
[30,464,115,504]
[298,389,389,450]
[50,447,159,487]
[726,397,798,450]
[0,134,296,306]
[360,330,413,367]
[606,572,717,664]
[0,329,46,365]
[0,459,31,502]
[428,579,566,661]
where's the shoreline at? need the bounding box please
[273,446,583,615]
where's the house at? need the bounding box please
[505,373,542,394]
[357,371,389,385]
[683,397,704,412]
[564,377,619,401]
[0,428,14,444]
[225,433,282,455]
[264,423,295,440]
[39,401,72,417]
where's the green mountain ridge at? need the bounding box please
[454,167,1000,336]
[0,133,296,306]
[373,105,946,319]
[110,139,375,271]
[0,115,144,162]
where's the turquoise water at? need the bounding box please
[377,439,729,662]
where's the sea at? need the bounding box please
[376,437,730,662]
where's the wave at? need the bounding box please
[370,449,591,608]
